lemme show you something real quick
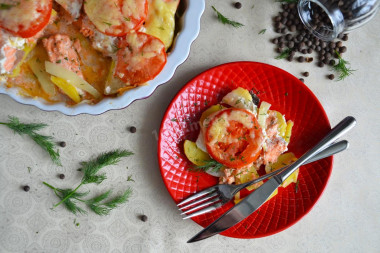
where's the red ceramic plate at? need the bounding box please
[158,62,332,239]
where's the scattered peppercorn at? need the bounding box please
[298,56,305,63]
[271,2,351,80]
[58,141,66,147]
[299,78,305,82]
[59,174,65,179]
[140,214,148,222]
[234,2,242,9]
[23,185,30,192]
[303,72,309,77]
[129,126,137,133]
[328,74,335,80]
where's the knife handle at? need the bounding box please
[277,116,356,183]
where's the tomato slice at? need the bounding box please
[84,0,148,37]
[115,32,167,85]
[0,0,52,38]
[205,108,264,169]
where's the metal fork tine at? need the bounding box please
[177,187,217,206]
[178,192,219,211]
[182,202,223,219]
[180,197,220,215]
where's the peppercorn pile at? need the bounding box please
[272,2,349,80]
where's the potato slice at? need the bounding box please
[273,110,287,138]
[144,0,179,50]
[257,101,271,129]
[104,60,135,95]
[235,166,263,191]
[199,104,225,128]
[222,87,256,112]
[265,152,299,188]
[45,61,101,98]
[28,57,56,96]
[284,120,294,143]
[10,42,36,78]
[50,76,80,103]
[183,140,211,166]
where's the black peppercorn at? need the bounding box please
[23,185,30,192]
[328,74,335,80]
[59,174,65,179]
[59,141,66,147]
[140,215,148,222]
[234,2,242,9]
[303,72,309,77]
[129,126,137,133]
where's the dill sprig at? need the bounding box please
[258,29,266,34]
[275,48,293,60]
[43,149,133,215]
[0,116,61,165]
[80,149,133,185]
[43,182,132,216]
[191,159,224,173]
[333,51,355,81]
[87,189,132,216]
[212,6,244,28]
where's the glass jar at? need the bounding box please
[298,0,380,41]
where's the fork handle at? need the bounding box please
[236,140,349,191]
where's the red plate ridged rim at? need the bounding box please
[158,61,332,239]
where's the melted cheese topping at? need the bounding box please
[144,0,179,50]
[55,0,83,19]
[208,110,254,146]
[84,0,146,36]
[0,0,50,33]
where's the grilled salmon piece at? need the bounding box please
[42,34,83,78]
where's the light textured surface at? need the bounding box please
[0,1,380,252]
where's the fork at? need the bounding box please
[178,140,349,219]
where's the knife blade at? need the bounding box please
[187,116,356,243]
[187,176,281,242]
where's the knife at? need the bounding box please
[187,116,356,243]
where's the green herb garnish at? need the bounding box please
[295,180,300,193]
[0,116,61,165]
[275,48,293,60]
[192,159,223,173]
[43,149,133,215]
[333,51,355,81]
[211,6,244,28]
[0,3,19,10]
[258,29,266,34]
